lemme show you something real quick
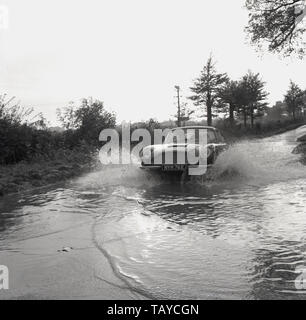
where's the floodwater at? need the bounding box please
[1,127,306,299]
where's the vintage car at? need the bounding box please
[140,126,227,175]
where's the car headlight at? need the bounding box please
[141,147,153,160]
[188,145,212,158]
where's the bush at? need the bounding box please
[0,96,111,165]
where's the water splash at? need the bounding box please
[208,138,304,186]
[74,164,164,190]
[76,128,305,191]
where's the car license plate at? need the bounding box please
[162,164,186,171]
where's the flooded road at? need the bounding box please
[1,127,306,299]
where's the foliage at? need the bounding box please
[217,80,240,122]
[179,102,195,125]
[237,71,269,127]
[215,116,306,144]
[56,102,76,130]
[213,72,268,128]
[57,98,116,146]
[284,81,305,119]
[0,95,115,165]
[0,95,34,125]
[0,95,50,164]
[245,0,306,56]
[189,56,228,126]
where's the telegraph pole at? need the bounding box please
[175,85,181,127]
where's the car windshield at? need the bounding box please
[164,128,216,144]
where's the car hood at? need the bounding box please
[141,143,211,164]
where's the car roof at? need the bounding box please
[171,126,216,131]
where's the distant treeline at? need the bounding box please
[182,56,306,128]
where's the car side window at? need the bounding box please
[215,130,225,143]
[207,129,217,144]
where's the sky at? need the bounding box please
[1,0,306,125]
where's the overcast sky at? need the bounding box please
[1,0,306,125]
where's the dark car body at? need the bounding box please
[140,126,227,174]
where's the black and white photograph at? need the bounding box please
[1,0,306,305]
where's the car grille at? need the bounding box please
[146,150,188,165]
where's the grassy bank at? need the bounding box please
[0,148,99,197]
[217,118,306,143]
[0,96,115,197]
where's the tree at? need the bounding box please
[57,98,116,146]
[29,113,48,130]
[180,102,195,126]
[0,94,51,164]
[237,71,269,128]
[0,94,34,125]
[189,56,228,126]
[56,102,76,130]
[245,0,306,56]
[173,101,195,126]
[217,80,240,123]
[284,81,305,119]
[303,90,306,116]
